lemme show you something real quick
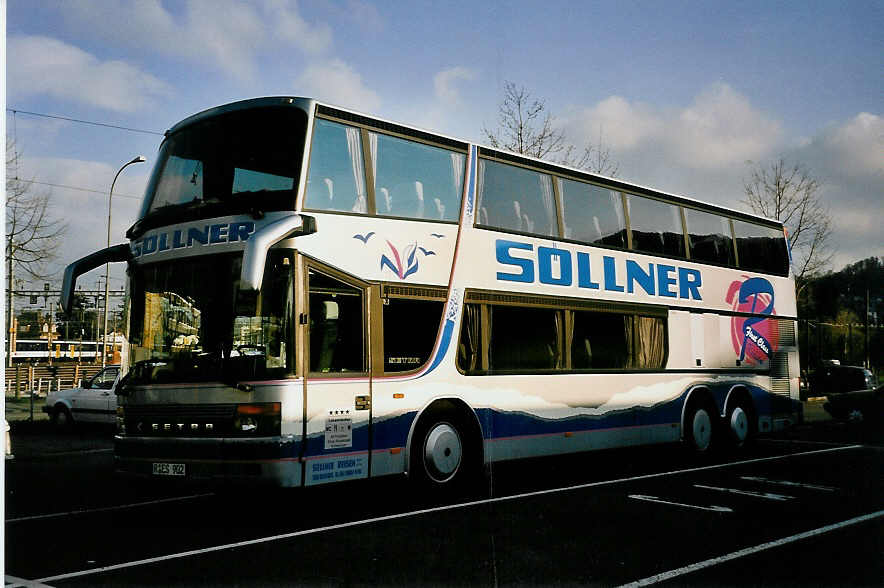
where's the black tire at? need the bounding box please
[684,399,717,454]
[725,398,756,449]
[51,404,74,431]
[409,405,481,495]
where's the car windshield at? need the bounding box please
[126,252,294,384]
[136,106,307,232]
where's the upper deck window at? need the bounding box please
[141,106,306,224]
[304,119,368,214]
[370,132,464,222]
[627,195,686,257]
[733,219,789,276]
[558,178,627,248]
[685,208,736,266]
[477,159,558,237]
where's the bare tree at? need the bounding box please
[6,139,68,366]
[483,81,618,177]
[743,158,832,293]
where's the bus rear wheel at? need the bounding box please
[684,401,716,453]
[726,399,756,449]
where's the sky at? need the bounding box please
[5,0,883,300]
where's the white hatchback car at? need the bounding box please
[44,366,120,428]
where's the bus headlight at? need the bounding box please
[234,403,281,435]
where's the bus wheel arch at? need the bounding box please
[406,398,484,489]
[724,386,757,448]
[682,387,718,453]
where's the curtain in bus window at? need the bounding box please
[346,127,367,213]
[476,159,558,237]
[558,178,627,247]
[457,304,481,373]
[451,152,465,214]
[627,195,686,257]
[634,316,665,368]
[305,119,367,214]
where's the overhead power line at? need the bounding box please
[7,108,165,136]
[24,179,142,200]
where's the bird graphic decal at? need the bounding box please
[352,231,375,243]
[430,233,445,239]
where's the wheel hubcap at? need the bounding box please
[423,423,462,483]
[730,406,748,442]
[692,408,712,451]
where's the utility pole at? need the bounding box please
[6,245,13,368]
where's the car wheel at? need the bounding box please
[52,405,73,431]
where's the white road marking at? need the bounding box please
[694,484,794,501]
[628,495,732,513]
[4,575,56,587]
[739,476,838,492]
[6,494,215,523]
[31,444,863,583]
[619,509,884,587]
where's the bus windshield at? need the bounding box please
[134,106,307,234]
[126,252,294,385]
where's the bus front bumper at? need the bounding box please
[114,434,302,487]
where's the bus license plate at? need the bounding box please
[152,462,185,476]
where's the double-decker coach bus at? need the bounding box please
[61,97,800,489]
[12,339,100,362]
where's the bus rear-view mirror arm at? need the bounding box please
[60,244,133,315]
[240,213,316,291]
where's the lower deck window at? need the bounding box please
[383,298,444,373]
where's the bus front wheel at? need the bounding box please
[410,404,480,493]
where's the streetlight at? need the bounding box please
[102,155,145,367]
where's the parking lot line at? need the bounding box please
[30,444,863,584]
[739,476,838,492]
[628,494,732,512]
[6,494,214,523]
[618,509,884,587]
[694,484,794,501]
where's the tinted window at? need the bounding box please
[571,312,665,370]
[627,195,686,257]
[477,160,558,237]
[308,270,364,373]
[489,306,560,371]
[558,178,627,248]
[370,132,464,221]
[143,106,305,219]
[685,208,736,266]
[383,298,444,372]
[733,220,789,275]
[305,119,368,214]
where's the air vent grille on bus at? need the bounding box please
[382,285,448,300]
[464,290,667,316]
[770,351,791,396]
[778,320,797,347]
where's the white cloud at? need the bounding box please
[568,83,782,170]
[295,59,381,112]
[59,0,332,79]
[433,66,477,105]
[8,35,172,113]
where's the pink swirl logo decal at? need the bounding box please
[726,276,779,365]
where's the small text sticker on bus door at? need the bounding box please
[324,412,353,449]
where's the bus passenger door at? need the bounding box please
[301,265,372,486]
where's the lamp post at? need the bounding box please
[102,156,145,367]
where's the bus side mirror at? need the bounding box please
[61,244,132,314]
[240,214,315,291]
